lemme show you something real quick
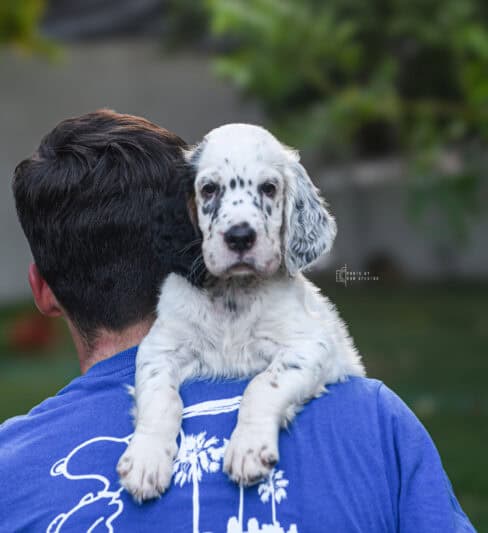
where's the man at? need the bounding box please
[0,110,474,532]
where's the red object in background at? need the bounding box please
[9,312,59,353]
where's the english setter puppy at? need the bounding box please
[117,124,365,501]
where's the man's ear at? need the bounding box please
[28,263,63,317]
[282,152,337,276]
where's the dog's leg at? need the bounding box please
[224,356,325,485]
[117,322,187,502]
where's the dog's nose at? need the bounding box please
[224,223,257,252]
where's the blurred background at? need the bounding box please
[0,0,487,527]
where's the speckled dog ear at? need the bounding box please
[151,157,206,287]
[283,155,337,276]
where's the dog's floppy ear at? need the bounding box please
[283,152,337,276]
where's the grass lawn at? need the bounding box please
[0,282,487,529]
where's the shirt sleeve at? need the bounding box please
[376,383,476,533]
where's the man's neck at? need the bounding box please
[68,319,154,374]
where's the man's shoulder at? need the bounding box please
[316,375,415,419]
[181,375,412,448]
[288,375,423,447]
[0,373,405,437]
[328,375,384,398]
[309,375,393,416]
[1,348,138,429]
[0,366,134,450]
[0,372,404,458]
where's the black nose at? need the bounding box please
[224,223,257,252]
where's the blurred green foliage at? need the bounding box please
[0,0,52,53]
[171,0,488,239]
[205,0,488,151]
[0,0,44,49]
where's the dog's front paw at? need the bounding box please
[223,422,279,485]
[117,433,177,502]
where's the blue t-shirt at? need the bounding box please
[0,347,474,533]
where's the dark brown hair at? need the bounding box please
[13,109,200,341]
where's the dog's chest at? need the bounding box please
[187,288,275,377]
[206,291,262,347]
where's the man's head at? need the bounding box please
[13,110,197,346]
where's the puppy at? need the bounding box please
[117,124,365,502]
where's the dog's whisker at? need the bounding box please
[176,239,201,256]
[188,255,205,281]
[190,262,205,279]
[189,255,204,269]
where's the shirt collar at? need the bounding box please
[84,345,138,378]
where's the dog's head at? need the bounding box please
[185,123,336,279]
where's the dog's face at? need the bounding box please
[186,124,336,278]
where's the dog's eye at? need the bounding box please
[260,181,277,198]
[201,182,219,197]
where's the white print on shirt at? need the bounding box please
[46,396,299,533]
[46,434,127,533]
